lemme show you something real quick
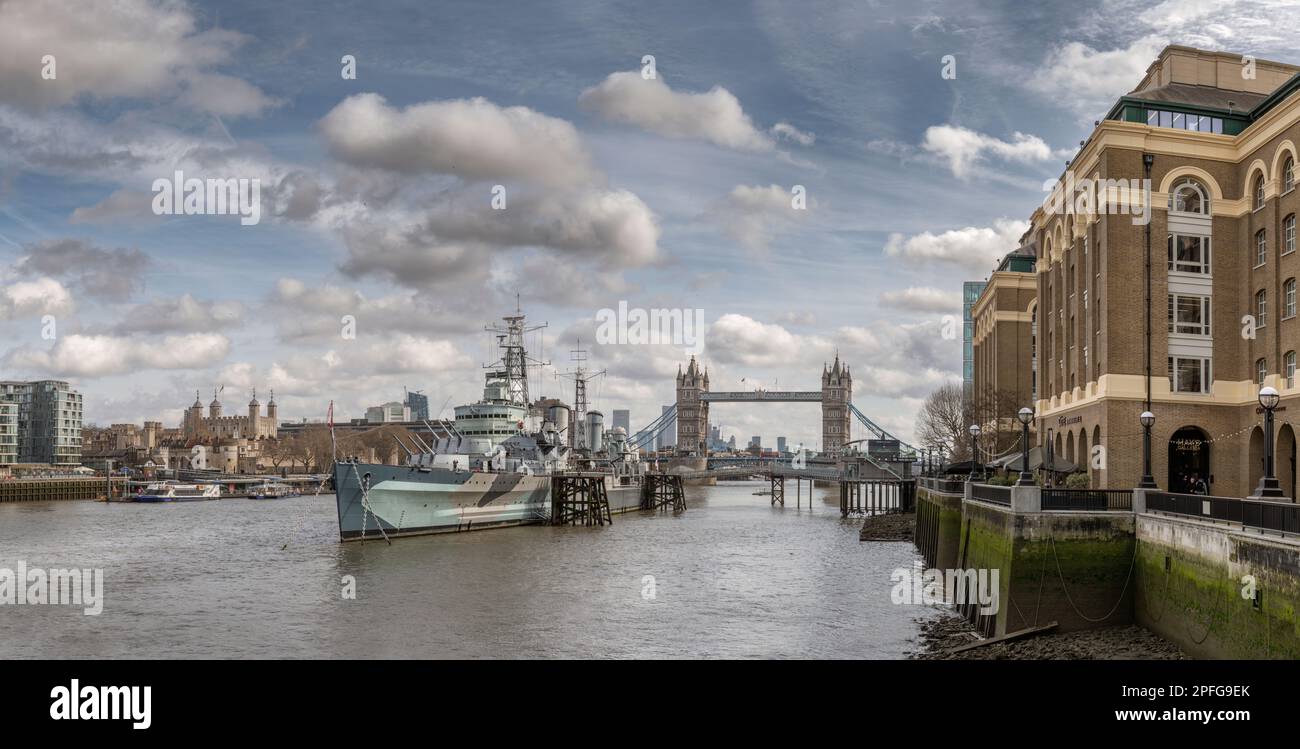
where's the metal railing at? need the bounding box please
[919,476,965,494]
[1147,491,1300,535]
[970,483,1011,506]
[1041,488,1133,511]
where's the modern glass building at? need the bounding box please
[0,401,17,465]
[963,281,987,400]
[0,380,83,465]
[405,391,429,421]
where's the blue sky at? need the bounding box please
[1,0,1296,448]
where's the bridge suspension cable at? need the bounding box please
[848,404,918,458]
[628,405,677,451]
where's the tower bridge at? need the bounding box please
[627,354,917,465]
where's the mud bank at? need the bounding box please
[910,610,1188,660]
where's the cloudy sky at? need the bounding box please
[1,0,1297,448]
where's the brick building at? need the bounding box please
[1030,44,1300,498]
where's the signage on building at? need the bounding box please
[1057,415,1083,426]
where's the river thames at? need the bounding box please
[0,482,935,658]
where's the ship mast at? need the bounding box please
[557,339,605,450]
[484,300,548,407]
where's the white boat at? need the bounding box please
[134,482,220,502]
[248,483,297,500]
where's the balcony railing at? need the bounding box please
[970,483,1011,506]
[1042,488,1133,511]
[1147,492,1300,535]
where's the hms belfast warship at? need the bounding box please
[333,310,648,540]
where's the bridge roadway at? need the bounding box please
[664,465,850,482]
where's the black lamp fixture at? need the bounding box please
[1017,407,1034,486]
[1138,410,1157,489]
[1252,386,1286,499]
[968,424,981,481]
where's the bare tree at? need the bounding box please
[915,383,968,462]
[295,426,336,473]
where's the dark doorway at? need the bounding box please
[1168,426,1210,493]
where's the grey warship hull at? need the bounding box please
[333,461,643,540]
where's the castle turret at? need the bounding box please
[267,390,278,421]
[209,393,223,419]
[247,389,260,437]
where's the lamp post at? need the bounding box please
[1252,386,1286,499]
[1017,407,1034,486]
[969,424,981,481]
[1138,411,1157,489]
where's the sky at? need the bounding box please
[2,0,1299,449]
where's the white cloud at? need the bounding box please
[114,295,246,334]
[717,184,807,252]
[1028,35,1167,116]
[0,277,73,319]
[771,122,815,146]
[884,218,1028,271]
[6,333,230,377]
[319,93,599,186]
[880,287,962,313]
[922,125,1061,178]
[579,72,774,151]
[706,314,801,367]
[0,0,276,116]
[68,189,160,225]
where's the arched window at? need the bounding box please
[1256,175,1267,210]
[1286,214,1296,255]
[1256,229,1267,267]
[1258,358,1268,385]
[1288,351,1297,389]
[1170,179,1208,214]
[1286,157,1296,193]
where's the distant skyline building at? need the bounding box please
[612,409,630,435]
[366,401,412,424]
[405,391,429,421]
[657,404,676,451]
[777,436,787,454]
[750,435,761,448]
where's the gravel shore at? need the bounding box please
[911,610,1189,660]
[859,511,914,541]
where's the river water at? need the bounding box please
[0,481,935,659]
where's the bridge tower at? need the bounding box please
[675,355,709,456]
[821,355,851,455]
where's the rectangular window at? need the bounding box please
[1168,234,1211,274]
[1288,352,1297,389]
[1258,290,1268,326]
[1169,356,1212,394]
[1167,294,1211,335]
[1286,215,1296,255]
[1258,358,1268,385]
[1287,279,1297,319]
[1257,230,1268,267]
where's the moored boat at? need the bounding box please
[134,482,221,502]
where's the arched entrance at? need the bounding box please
[1249,426,1265,493]
[1168,426,1210,493]
[1280,424,1297,499]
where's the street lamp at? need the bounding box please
[1017,407,1034,486]
[969,424,981,481]
[1252,386,1286,499]
[1138,411,1157,489]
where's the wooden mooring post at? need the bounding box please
[640,473,686,513]
[550,474,612,526]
